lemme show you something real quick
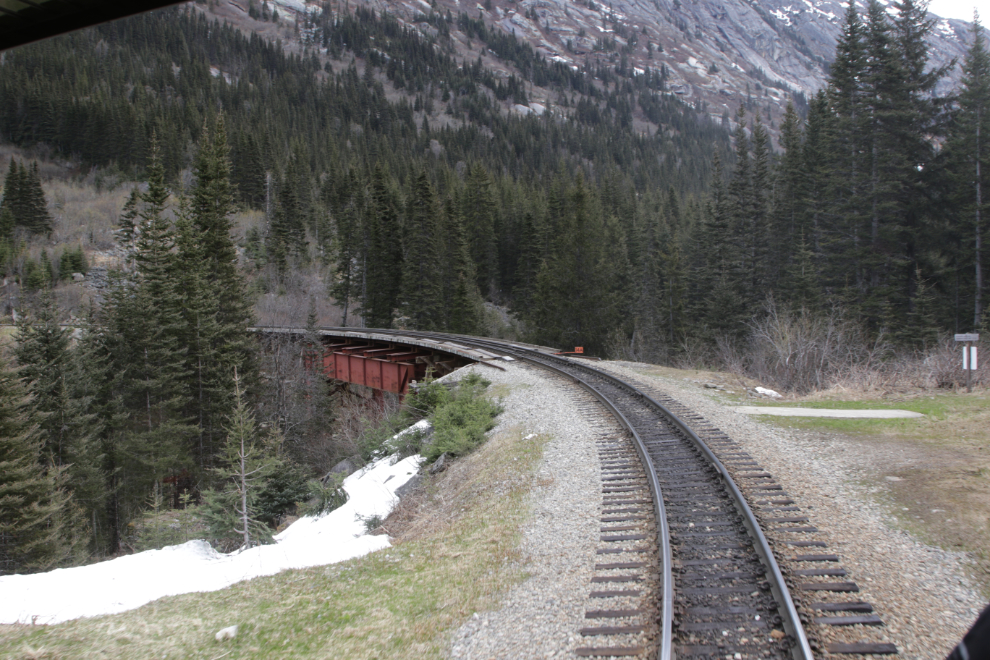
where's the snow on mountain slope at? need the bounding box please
[246,0,973,133]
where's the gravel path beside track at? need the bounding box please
[598,360,985,659]
[448,362,603,659]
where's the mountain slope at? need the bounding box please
[237,0,974,133]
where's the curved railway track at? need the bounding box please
[438,334,812,660]
[262,327,820,659]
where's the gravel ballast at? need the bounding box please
[447,361,605,659]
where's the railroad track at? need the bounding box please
[458,337,811,660]
[258,327,898,658]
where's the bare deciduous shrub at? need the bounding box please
[715,298,988,395]
[257,331,400,476]
[874,338,987,391]
[253,266,347,328]
[674,335,713,370]
[743,299,887,394]
[327,392,400,466]
[480,302,524,341]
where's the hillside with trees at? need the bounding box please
[0,0,987,570]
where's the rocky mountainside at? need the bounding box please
[226,0,974,134]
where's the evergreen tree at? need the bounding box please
[399,172,444,330]
[631,205,664,360]
[827,1,870,306]
[727,106,758,308]
[15,291,96,469]
[15,291,104,551]
[199,370,276,550]
[463,163,498,298]
[441,195,483,334]
[22,162,52,235]
[899,266,939,347]
[116,188,141,269]
[774,102,806,279]
[268,157,308,266]
[749,112,772,293]
[783,232,822,310]
[184,115,257,464]
[0,160,24,226]
[174,204,223,470]
[330,199,361,327]
[802,91,831,266]
[661,237,687,347]
[126,138,196,496]
[73,304,129,554]
[511,211,546,309]
[945,13,990,328]
[531,174,630,354]
[0,355,80,575]
[691,152,748,338]
[362,163,403,328]
[0,160,53,235]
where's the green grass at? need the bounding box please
[746,390,990,435]
[0,429,549,660]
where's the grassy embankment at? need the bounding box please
[0,411,548,659]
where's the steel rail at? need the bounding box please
[553,355,816,660]
[473,347,674,660]
[252,326,813,660]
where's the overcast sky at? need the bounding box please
[926,0,981,22]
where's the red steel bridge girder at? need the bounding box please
[310,336,472,395]
[321,352,421,394]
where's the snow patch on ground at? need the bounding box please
[0,454,423,625]
[770,9,792,25]
[272,0,315,13]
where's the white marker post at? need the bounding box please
[955,333,980,393]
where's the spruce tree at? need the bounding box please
[783,232,822,311]
[511,211,546,309]
[631,205,664,361]
[362,163,403,328]
[330,201,361,327]
[802,91,831,272]
[690,152,748,338]
[15,290,97,470]
[116,188,141,269]
[827,1,870,308]
[127,139,196,496]
[441,195,482,334]
[749,113,772,293]
[184,115,257,463]
[23,162,52,235]
[399,172,444,330]
[0,355,79,575]
[774,103,806,278]
[661,238,687,347]
[531,174,630,354]
[0,159,25,227]
[199,370,276,550]
[727,106,757,309]
[463,163,498,298]
[174,205,223,469]
[945,13,990,328]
